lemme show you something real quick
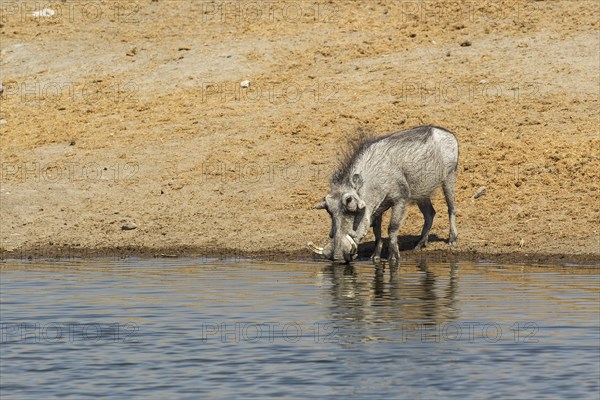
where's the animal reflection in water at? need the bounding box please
[320,259,458,343]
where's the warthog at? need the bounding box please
[308,125,459,263]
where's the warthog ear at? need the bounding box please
[343,193,366,213]
[351,173,363,190]
[316,195,332,210]
[315,199,327,210]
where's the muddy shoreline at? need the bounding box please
[2,245,598,268]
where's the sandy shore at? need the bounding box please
[1,1,598,265]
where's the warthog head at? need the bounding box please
[308,174,365,263]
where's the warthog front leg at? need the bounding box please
[352,210,371,244]
[388,200,407,262]
[371,214,383,263]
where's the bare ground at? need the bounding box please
[0,1,599,265]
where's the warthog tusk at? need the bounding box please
[346,234,358,252]
[307,242,325,255]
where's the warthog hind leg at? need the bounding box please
[414,199,436,250]
[443,172,459,246]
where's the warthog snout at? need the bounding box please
[308,234,357,263]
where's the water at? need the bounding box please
[1,258,599,399]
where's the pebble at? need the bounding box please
[240,80,250,88]
[471,186,487,200]
[121,222,137,231]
